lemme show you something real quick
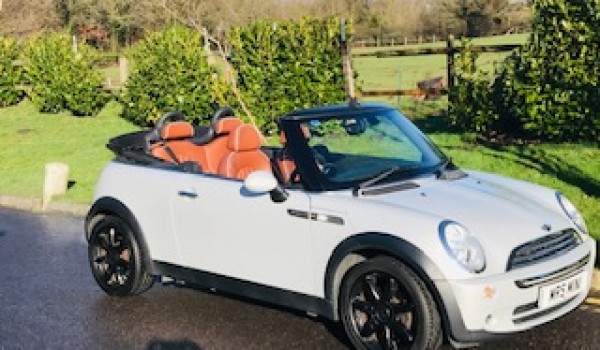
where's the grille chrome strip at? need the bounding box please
[513,297,576,324]
[515,254,590,288]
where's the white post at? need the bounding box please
[43,163,69,211]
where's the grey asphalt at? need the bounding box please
[0,207,599,350]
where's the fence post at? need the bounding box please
[341,18,356,103]
[446,34,455,115]
[119,56,128,86]
[72,35,78,55]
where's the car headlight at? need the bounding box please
[557,193,588,235]
[439,221,486,273]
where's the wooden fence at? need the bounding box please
[11,36,522,98]
[356,36,522,99]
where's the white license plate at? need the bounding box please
[538,272,586,309]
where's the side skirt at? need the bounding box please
[153,261,335,319]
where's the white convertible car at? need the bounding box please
[86,103,596,350]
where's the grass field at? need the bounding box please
[354,33,528,91]
[0,100,139,203]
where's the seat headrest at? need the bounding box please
[228,124,262,152]
[214,117,242,135]
[161,121,194,140]
[279,124,311,145]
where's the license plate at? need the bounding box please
[538,272,586,309]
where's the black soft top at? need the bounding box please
[280,102,394,122]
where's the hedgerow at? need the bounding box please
[0,37,24,107]
[229,17,349,133]
[120,26,218,126]
[22,33,109,116]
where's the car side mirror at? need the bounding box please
[244,171,288,203]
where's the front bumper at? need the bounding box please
[438,238,596,344]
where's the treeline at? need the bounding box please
[0,0,531,46]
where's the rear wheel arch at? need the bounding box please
[324,233,449,328]
[86,197,154,273]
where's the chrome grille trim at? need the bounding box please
[507,229,581,271]
[515,254,590,288]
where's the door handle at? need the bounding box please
[178,190,198,199]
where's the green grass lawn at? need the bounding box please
[0,100,139,203]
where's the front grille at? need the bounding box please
[507,229,581,271]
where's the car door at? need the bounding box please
[170,173,314,295]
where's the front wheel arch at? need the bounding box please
[324,233,454,339]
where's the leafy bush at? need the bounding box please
[451,0,600,143]
[449,41,496,136]
[22,33,109,116]
[499,0,600,141]
[121,26,218,126]
[0,37,24,107]
[229,17,349,133]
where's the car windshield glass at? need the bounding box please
[304,109,446,186]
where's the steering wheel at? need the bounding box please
[312,148,336,177]
[145,111,187,150]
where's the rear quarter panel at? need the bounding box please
[93,161,183,264]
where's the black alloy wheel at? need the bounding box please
[88,215,153,296]
[340,257,442,350]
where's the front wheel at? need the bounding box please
[339,257,442,350]
[88,215,154,296]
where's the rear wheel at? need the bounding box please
[339,256,442,350]
[88,215,154,296]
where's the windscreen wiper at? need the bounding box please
[355,165,422,192]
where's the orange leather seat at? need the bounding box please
[202,117,243,173]
[151,121,208,168]
[218,124,271,180]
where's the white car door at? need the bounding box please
[171,174,314,295]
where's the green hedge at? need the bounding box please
[451,0,600,143]
[120,26,218,126]
[22,33,109,116]
[229,17,349,133]
[0,37,24,107]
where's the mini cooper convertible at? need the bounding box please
[86,103,596,350]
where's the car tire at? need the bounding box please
[88,215,154,296]
[339,256,442,350]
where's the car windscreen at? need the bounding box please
[303,109,446,188]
